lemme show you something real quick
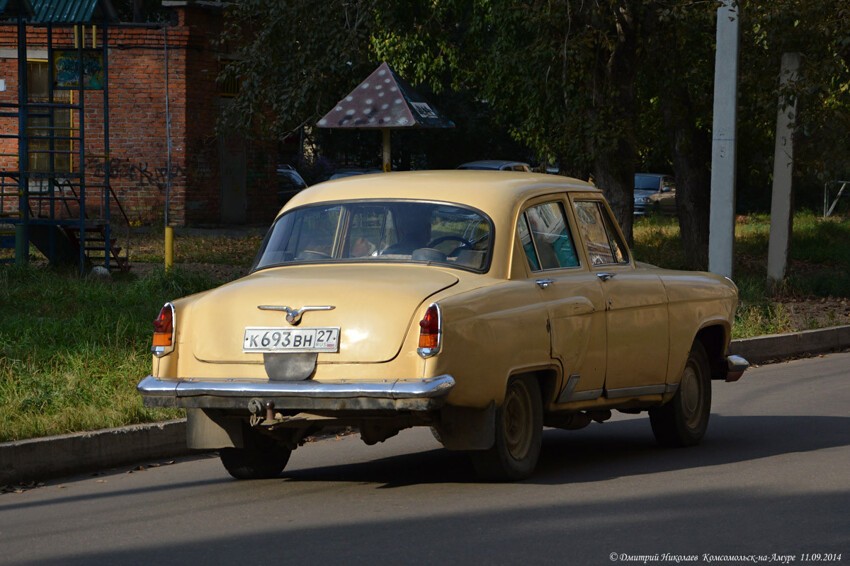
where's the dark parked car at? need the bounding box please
[328,168,383,180]
[458,160,532,172]
[634,173,676,216]
[277,165,308,206]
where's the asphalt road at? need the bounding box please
[1,353,848,566]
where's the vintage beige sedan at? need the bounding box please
[138,171,748,481]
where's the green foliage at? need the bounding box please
[0,266,218,442]
[218,0,850,220]
[218,0,381,140]
[110,0,172,23]
[739,0,850,211]
[632,215,689,270]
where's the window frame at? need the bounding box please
[26,59,73,177]
[517,197,582,274]
[572,198,631,267]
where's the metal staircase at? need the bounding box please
[0,172,131,272]
[0,18,129,273]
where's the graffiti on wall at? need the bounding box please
[86,157,186,193]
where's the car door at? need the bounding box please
[515,197,607,404]
[571,196,670,397]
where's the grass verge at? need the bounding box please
[0,266,218,442]
[633,211,850,338]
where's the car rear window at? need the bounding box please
[253,201,493,272]
[635,175,662,190]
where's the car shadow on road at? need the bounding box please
[280,414,850,487]
[532,413,850,484]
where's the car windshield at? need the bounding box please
[253,201,493,272]
[635,175,662,190]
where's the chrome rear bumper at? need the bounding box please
[137,374,455,412]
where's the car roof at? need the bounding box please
[282,170,598,218]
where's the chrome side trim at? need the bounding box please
[725,354,749,382]
[138,374,455,412]
[605,383,676,399]
[556,374,580,403]
[556,375,603,403]
[570,388,604,402]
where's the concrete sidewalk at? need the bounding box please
[2,325,849,486]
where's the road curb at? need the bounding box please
[728,324,850,364]
[3,325,849,486]
[0,419,192,486]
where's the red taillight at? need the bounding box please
[152,303,174,355]
[418,303,441,357]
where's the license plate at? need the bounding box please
[243,327,340,353]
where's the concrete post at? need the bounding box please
[767,53,800,289]
[709,0,741,278]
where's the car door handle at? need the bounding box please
[536,278,555,289]
[596,272,616,282]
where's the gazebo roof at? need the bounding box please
[318,62,454,130]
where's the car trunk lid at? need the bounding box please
[188,265,458,364]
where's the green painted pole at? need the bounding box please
[15,16,29,266]
[14,223,27,265]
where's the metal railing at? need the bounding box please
[823,180,849,218]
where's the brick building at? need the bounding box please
[0,0,279,228]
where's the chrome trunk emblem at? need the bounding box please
[257,305,335,326]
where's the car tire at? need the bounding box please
[220,432,292,480]
[471,375,543,481]
[649,341,712,447]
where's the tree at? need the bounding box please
[738,0,850,211]
[442,0,643,240]
[640,3,718,269]
[218,0,850,259]
[218,0,380,140]
[110,0,171,22]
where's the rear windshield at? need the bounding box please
[635,175,662,190]
[253,201,493,272]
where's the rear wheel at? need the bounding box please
[650,341,712,447]
[471,375,542,481]
[220,430,291,480]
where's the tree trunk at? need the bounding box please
[591,1,639,244]
[662,85,711,270]
[594,144,635,245]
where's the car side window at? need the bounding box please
[574,200,629,266]
[517,201,580,271]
